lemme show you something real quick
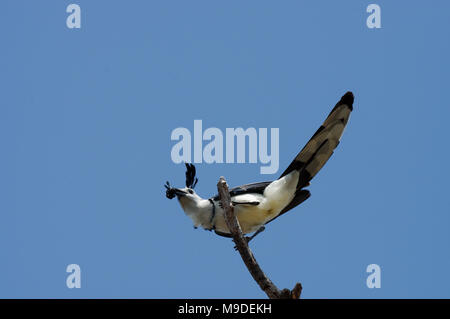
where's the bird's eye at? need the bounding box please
[188,189,194,194]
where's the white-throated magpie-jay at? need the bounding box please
[165,92,354,242]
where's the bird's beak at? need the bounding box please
[173,188,187,196]
[165,185,187,199]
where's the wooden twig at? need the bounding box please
[217,176,302,299]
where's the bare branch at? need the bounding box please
[217,176,302,299]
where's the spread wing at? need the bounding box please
[279,91,354,190]
[267,92,354,225]
[211,92,354,230]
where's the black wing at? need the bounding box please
[211,181,272,201]
[279,92,354,189]
[266,92,353,225]
[211,92,353,232]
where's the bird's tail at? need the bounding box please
[279,91,354,189]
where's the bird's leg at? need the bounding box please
[234,226,266,250]
[247,226,266,242]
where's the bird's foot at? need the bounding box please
[233,226,265,250]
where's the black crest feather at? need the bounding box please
[185,163,198,188]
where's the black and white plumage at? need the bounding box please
[165,92,354,239]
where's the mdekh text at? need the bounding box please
[177,303,272,316]
[223,303,272,314]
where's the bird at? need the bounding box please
[165,91,354,243]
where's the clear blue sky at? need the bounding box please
[1,1,450,298]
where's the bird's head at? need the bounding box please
[165,163,203,210]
